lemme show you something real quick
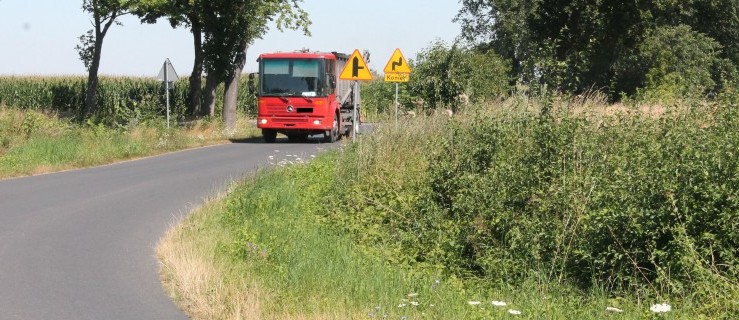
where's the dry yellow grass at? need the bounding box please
[156,197,361,320]
[156,194,261,319]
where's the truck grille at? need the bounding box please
[273,118,310,123]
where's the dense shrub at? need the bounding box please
[360,79,412,116]
[327,98,738,316]
[636,25,724,102]
[407,41,510,112]
[429,106,739,291]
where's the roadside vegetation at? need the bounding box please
[155,1,739,317]
[0,76,259,124]
[2,2,738,319]
[0,106,258,179]
[158,91,738,319]
[0,75,262,179]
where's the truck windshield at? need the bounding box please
[261,59,324,97]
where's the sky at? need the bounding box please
[0,0,463,77]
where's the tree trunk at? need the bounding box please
[223,47,247,134]
[84,36,104,118]
[188,18,204,117]
[203,73,219,117]
[223,65,242,134]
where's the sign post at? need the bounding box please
[383,48,411,124]
[339,49,373,142]
[352,80,359,141]
[157,59,179,129]
[395,82,399,123]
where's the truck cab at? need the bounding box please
[256,51,355,143]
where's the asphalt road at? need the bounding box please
[0,136,338,320]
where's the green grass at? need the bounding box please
[158,155,716,319]
[0,107,259,179]
[158,95,738,319]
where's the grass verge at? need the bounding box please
[158,152,711,319]
[0,107,259,179]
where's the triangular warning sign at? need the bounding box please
[340,49,373,81]
[383,48,411,74]
[156,58,180,82]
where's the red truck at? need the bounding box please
[256,51,357,143]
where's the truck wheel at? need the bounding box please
[262,129,277,143]
[343,119,353,138]
[324,113,339,143]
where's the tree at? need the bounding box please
[636,24,723,101]
[77,0,131,118]
[408,41,510,112]
[455,0,739,100]
[409,41,467,110]
[200,0,310,132]
[135,0,207,117]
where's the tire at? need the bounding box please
[323,113,339,143]
[262,129,277,143]
[343,118,353,138]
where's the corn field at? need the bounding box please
[0,76,258,125]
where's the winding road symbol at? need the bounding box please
[383,48,412,74]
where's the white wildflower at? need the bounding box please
[407,293,418,298]
[606,306,623,313]
[508,309,522,315]
[491,300,507,307]
[397,303,406,308]
[650,303,672,313]
[410,301,420,306]
[468,301,481,305]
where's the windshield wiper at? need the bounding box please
[277,93,290,103]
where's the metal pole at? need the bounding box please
[395,83,399,124]
[164,60,170,130]
[356,80,361,134]
[352,80,358,142]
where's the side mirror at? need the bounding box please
[328,74,336,89]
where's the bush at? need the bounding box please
[408,41,510,112]
[360,79,411,117]
[428,104,738,291]
[637,25,723,102]
[327,97,739,317]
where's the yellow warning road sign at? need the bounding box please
[383,48,411,74]
[340,49,373,81]
[384,73,409,82]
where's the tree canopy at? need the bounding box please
[456,0,739,100]
[77,0,132,117]
[133,0,310,128]
[199,0,310,131]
